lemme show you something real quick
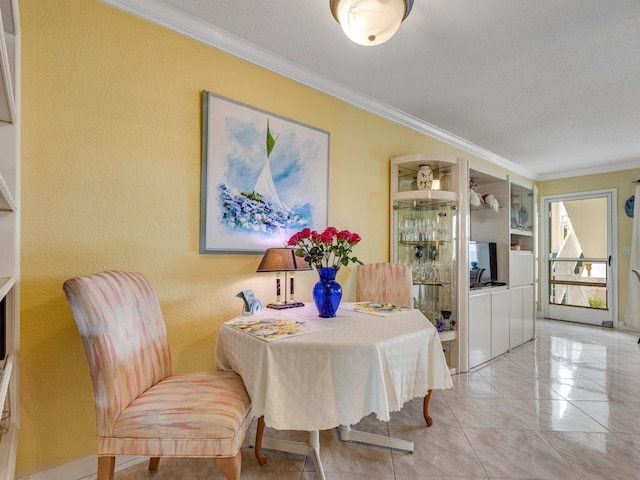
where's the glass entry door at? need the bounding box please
[542,190,616,326]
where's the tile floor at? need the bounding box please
[115,318,640,479]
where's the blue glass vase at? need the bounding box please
[313,267,342,318]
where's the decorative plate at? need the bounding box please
[626,196,635,218]
[519,206,528,225]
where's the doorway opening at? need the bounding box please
[541,190,617,327]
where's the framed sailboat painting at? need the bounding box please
[200,91,330,254]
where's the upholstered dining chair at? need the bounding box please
[63,270,257,480]
[355,262,435,426]
[356,262,414,308]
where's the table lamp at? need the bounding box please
[256,247,312,309]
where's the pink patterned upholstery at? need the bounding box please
[356,263,414,308]
[63,271,253,479]
[356,263,438,426]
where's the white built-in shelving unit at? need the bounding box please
[390,157,537,373]
[468,163,536,369]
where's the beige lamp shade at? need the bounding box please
[257,248,311,309]
[256,248,311,273]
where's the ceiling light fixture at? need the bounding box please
[330,0,413,46]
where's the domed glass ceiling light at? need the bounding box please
[330,0,414,46]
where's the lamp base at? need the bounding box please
[266,302,305,310]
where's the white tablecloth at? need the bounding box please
[215,303,453,431]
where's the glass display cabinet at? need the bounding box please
[510,181,534,251]
[390,154,463,372]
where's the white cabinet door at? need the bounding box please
[469,292,492,368]
[491,289,510,357]
[510,287,524,348]
[522,285,535,341]
[509,251,534,287]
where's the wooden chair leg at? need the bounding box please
[255,415,268,465]
[148,457,160,471]
[423,389,434,426]
[97,456,115,480]
[214,451,242,480]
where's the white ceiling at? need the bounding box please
[104,0,640,181]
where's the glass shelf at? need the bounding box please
[392,197,455,329]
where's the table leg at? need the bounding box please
[423,389,434,426]
[250,423,326,480]
[308,430,326,480]
[254,416,267,465]
[338,424,414,453]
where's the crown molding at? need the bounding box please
[537,159,640,181]
[101,0,539,179]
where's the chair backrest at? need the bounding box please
[356,263,414,308]
[63,271,172,436]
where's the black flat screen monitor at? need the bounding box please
[469,241,497,286]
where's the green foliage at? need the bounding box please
[587,296,607,309]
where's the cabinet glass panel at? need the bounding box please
[510,183,533,232]
[393,198,457,331]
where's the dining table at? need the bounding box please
[215,302,453,479]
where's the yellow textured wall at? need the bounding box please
[538,169,640,323]
[18,0,486,474]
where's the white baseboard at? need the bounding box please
[17,455,146,480]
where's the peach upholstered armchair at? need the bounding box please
[63,270,257,480]
[356,262,435,425]
[356,262,414,308]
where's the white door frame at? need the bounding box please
[541,189,618,327]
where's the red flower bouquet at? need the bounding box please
[287,227,362,270]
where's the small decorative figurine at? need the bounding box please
[417,165,433,190]
[482,194,500,213]
[236,290,263,315]
[439,170,452,191]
